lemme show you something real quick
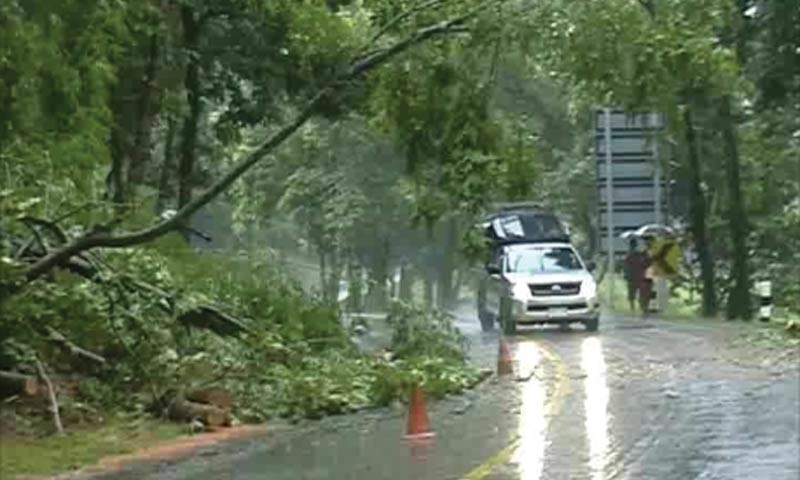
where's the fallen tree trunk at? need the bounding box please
[186,387,232,410]
[168,396,230,428]
[0,370,40,398]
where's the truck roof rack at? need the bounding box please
[490,201,546,212]
[493,237,571,247]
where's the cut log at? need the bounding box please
[0,370,40,398]
[168,397,229,428]
[186,387,232,410]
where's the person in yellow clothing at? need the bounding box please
[648,235,681,279]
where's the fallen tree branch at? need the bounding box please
[350,1,494,76]
[44,326,107,365]
[13,236,38,260]
[33,356,64,435]
[178,305,251,337]
[13,0,500,293]
[62,256,100,279]
[368,0,448,45]
[52,201,101,223]
[17,218,48,254]
[19,216,69,245]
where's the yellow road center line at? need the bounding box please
[462,338,570,480]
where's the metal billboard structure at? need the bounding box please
[595,109,667,256]
[595,109,668,307]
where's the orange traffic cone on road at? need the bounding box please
[497,336,514,376]
[404,385,435,440]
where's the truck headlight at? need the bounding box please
[582,279,597,300]
[510,282,529,300]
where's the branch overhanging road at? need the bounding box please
[92,308,800,480]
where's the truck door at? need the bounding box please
[485,247,505,315]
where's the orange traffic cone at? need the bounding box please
[497,336,513,376]
[404,385,435,440]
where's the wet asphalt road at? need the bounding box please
[98,310,800,480]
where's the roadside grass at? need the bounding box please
[598,274,800,347]
[597,274,698,318]
[1,418,185,478]
[741,311,800,350]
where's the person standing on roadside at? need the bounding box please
[640,236,657,315]
[623,238,649,313]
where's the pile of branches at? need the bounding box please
[1,215,253,432]
[5,215,251,338]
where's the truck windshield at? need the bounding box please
[507,247,583,273]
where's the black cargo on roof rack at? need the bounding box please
[480,205,570,247]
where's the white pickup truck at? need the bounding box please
[476,205,599,334]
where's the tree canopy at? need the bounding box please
[1,0,798,440]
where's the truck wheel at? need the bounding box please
[499,297,516,336]
[584,317,599,332]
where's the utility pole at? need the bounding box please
[604,108,614,307]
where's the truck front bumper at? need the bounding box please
[509,296,599,324]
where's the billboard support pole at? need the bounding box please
[604,108,614,307]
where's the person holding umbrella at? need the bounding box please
[640,235,657,315]
[623,237,650,314]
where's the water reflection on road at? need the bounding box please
[510,336,612,480]
[581,337,610,480]
[512,342,547,479]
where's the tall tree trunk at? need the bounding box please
[106,25,162,211]
[127,34,161,187]
[318,247,328,299]
[423,274,434,308]
[683,106,718,317]
[365,238,390,310]
[398,261,414,302]
[325,250,341,303]
[177,5,202,225]
[107,127,128,208]
[155,117,177,214]
[388,268,398,300]
[718,96,752,320]
[108,74,135,208]
[452,268,461,304]
[423,224,435,308]
[436,218,457,310]
[346,259,363,312]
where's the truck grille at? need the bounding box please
[527,302,587,312]
[529,282,581,296]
